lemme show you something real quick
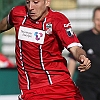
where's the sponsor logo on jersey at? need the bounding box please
[46,23,52,34]
[34,32,43,41]
[18,26,45,44]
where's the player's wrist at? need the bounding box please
[79,55,86,63]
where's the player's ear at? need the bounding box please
[45,0,50,6]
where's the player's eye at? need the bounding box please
[26,1,30,4]
[34,1,39,4]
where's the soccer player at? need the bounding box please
[0,0,91,100]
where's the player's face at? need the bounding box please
[93,10,100,33]
[26,0,50,21]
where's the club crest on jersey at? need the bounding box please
[46,23,52,34]
[66,28,74,37]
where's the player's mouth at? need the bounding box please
[29,12,35,16]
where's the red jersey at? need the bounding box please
[8,6,82,90]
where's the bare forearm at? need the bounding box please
[69,46,86,63]
[67,58,76,78]
[0,17,7,33]
[69,46,91,72]
[0,17,12,33]
[74,47,86,62]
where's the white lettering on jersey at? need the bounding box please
[64,23,71,28]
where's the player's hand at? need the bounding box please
[78,55,91,72]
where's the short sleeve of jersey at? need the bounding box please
[54,14,82,49]
[7,6,27,26]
